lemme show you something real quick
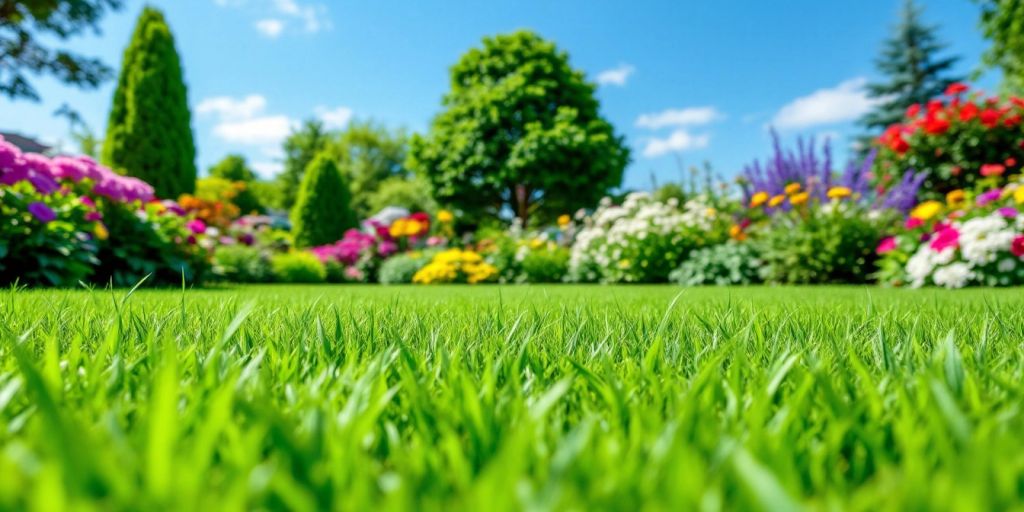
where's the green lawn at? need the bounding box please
[2,285,1023,510]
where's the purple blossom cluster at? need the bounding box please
[0,135,155,203]
[741,131,926,213]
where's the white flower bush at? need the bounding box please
[905,211,1024,288]
[568,192,722,283]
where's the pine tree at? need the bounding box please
[291,154,357,248]
[102,6,196,199]
[860,0,963,132]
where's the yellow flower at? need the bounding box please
[789,192,809,205]
[557,214,571,228]
[618,259,631,269]
[946,189,966,207]
[728,224,747,242]
[389,219,408,238]
[1015,186,1024,205]
[94,223,109,240]
[827,186,852,200]
[437,209,454,223]
[768,194,786,207]
[529,238,544,249]
[401,219,423,237]
[749,191,769,208]
[784,183,802,195]
[910,200,943,220]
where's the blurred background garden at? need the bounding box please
[4,0,1024,288]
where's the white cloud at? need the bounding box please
[635,106,721,130]
[213,115,296,145]
[771,77,877,129]
[255,18,284,38]
[596,64,635,87]
[641,130,710,158]
[316,105,353,129]
[251,160,283,179]
[196,94,267,121]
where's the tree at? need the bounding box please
[366,175,438,215]
[291,154,357,248]
[975,0,1024,93]
[278,119,330,210]
[327,120,409,218]
[0,0,122,101]
[208,154,262,214]
[101,6,196,199]
[407,30,630,225]
[860,0,963,132]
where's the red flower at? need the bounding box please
[1012,236,1024,258]
[1007,157,1018,167]
[926,99,944,113]
[950,166,962,176]
[881,125,910,154]
[980,108,1002,128]
[958,102,979,122]
[923,115,950,135]
[1005,114,1021,128]
[905,103,921,118]
[945,82,969,96]
[981,163,1006,177]
[1011,97,1024,109]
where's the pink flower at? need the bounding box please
[980,163,1006,177]
[977,188,1003,207]
[1012,236,1024,257]
[930,226,960,252]
[186,219,207,234]
[27,202,56,223]
[905,217,924,230]
[998,207,1018,218]
[876,237,897,254]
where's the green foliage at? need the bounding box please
[101,6,196,199]
[327,120,410,217]
[519,245,569,283]
[278,120,330,210]
[976,0,1024,92]
[0,184,99,286]
[205,155,263,214]
[408,30,630,224]
[753,206,890,284]
[377,250,435,284]
[290,154,357,248]
[211,245,271,283]
[248,180,286,212]
[0,0,122,101]
[366,176,438,215]
[670,241,764,286]
[270,251,326,283]
[3,286,1024,508]
[860,0,962,132]
[208,154,256,182]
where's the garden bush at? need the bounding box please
[212,245,272,283]
[378,250,435,284]
[670,241,763,286]
[271,252,327,283]
[291,154,358,248]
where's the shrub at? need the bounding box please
[568,192,724,283]
[670,242,763,286]
[291,154,358,248]
[271,252,326,283]
[366,176,438,216]
[212,245,271,283]
[753,203,891,284]
[874,83,1024,196]
[413,249,497,284]
[378,251,435,284]
[102,7,196,198]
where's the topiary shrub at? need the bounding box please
[271,252,326,283]
[212,245,271,283]
[291,154,357,248]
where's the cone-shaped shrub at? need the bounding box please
[291,154,357,248]
[102,6,197,199]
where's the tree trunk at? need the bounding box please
[515,184,530,226]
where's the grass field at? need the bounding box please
[1,285,1023,510]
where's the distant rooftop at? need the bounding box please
[0,132,52,154]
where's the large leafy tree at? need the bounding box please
[290,153,357,248]
[408,30,630,225]
[327,120,409,217]
[102,6,196,199]
[278,119,330,211]
[975,0,1024,92]
[0,0,122,101]
[860,0,963,132]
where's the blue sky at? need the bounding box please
[0,0,1001,189]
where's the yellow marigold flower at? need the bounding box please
[389,219,408,238]
[827,186,852,199]
[401,220,423,237]
[768,194,786,207]
[784,183,802,195]
[909,200,943,220]
[789,192,809,205]
[728,224,747,242]
[1015,186,1024,205]
[437,209,454,223]
[557,214,571,228]
[946,189,966,207]
[749,191,769,208]
[94,223,109,240]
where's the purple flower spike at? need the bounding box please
[27,202,57,223]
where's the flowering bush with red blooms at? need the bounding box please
[177,193,240,229]
[875,83,1024,196]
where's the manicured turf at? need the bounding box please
[2,285,1023,510]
